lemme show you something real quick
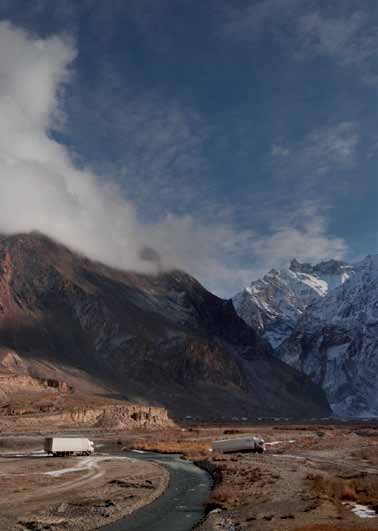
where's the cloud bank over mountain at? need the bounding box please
[0,21,348,296]
[0,22,147,270]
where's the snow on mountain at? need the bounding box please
[233,259,353,348]
[277,255,378,417]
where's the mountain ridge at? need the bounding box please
[0,232,330,419]
[233,255,378,417]
[277,254,378,417]
[233,258,353,348]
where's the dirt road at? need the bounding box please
[0,450,169,530]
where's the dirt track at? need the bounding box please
[0,423,377,531]
[0,449,169,530]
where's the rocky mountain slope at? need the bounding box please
[233,259,353,348]
[0,232,330,419]
[277,255,378,417]
[0,347,173,430]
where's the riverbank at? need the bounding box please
[0,441,169,530]
[101,451,211,531]
[129,421,378,531]
[1,421,376,531]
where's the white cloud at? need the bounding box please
[0,22,350,298]
[0,22,146,271]
[0,22,259,296]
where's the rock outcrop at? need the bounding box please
[0,403,172,431]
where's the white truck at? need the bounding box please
[212,436,265,454]
[44,437,95,457]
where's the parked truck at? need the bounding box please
[212,436,265,454]
[44,437,95,457]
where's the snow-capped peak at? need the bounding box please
[233,258,353,348]
[277,253,378,418]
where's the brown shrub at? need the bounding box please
[208,485,240,507]
[307,472,378,506]
[340,484,357,501]
[129,438,210,457]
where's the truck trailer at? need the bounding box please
[212,436,265,454]
[44,437,95,457]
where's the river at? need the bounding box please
[100,451,212,531]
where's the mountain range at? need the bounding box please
[233,257,378,417]
[0,232,330,420]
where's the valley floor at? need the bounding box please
[0,438,169,531]
[129,420,378,531]
[0,421,377,530]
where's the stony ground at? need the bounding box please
[128,421,378,531]
[0,422,377,531]
[0,439,169,531]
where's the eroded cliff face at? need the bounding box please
[0,232,331,419]
[0,347,173,430]
[0,374,72,395]
[0,349,73,401]
[0,403,173,431]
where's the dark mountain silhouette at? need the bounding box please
[0,232,330,418]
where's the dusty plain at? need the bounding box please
[0,435,169,531]
[128,420,378,531]
[0,420,377,530]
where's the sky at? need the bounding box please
[0,0,377,297]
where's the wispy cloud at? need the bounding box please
[271,144,290,158]
[220,0,302,40]
[220,1,378,84]
[244,122,359,277]
[0,21,263,297]
[249,201,347,273]
[270,121,359,194]
[298,11,365,63]
[297,10,378,81]
[96,95,209,217]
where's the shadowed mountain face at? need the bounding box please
[0,233,330,418]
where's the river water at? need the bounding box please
[100,451,212,531]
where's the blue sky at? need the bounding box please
[0,0,377,296]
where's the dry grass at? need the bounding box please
[350,447,378,466]
[129,437,211,458]
[208,485,240,506]
[295,526,370,531]
[307,472,378,506]
[128,423,378,523]
[130,429,281,511]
